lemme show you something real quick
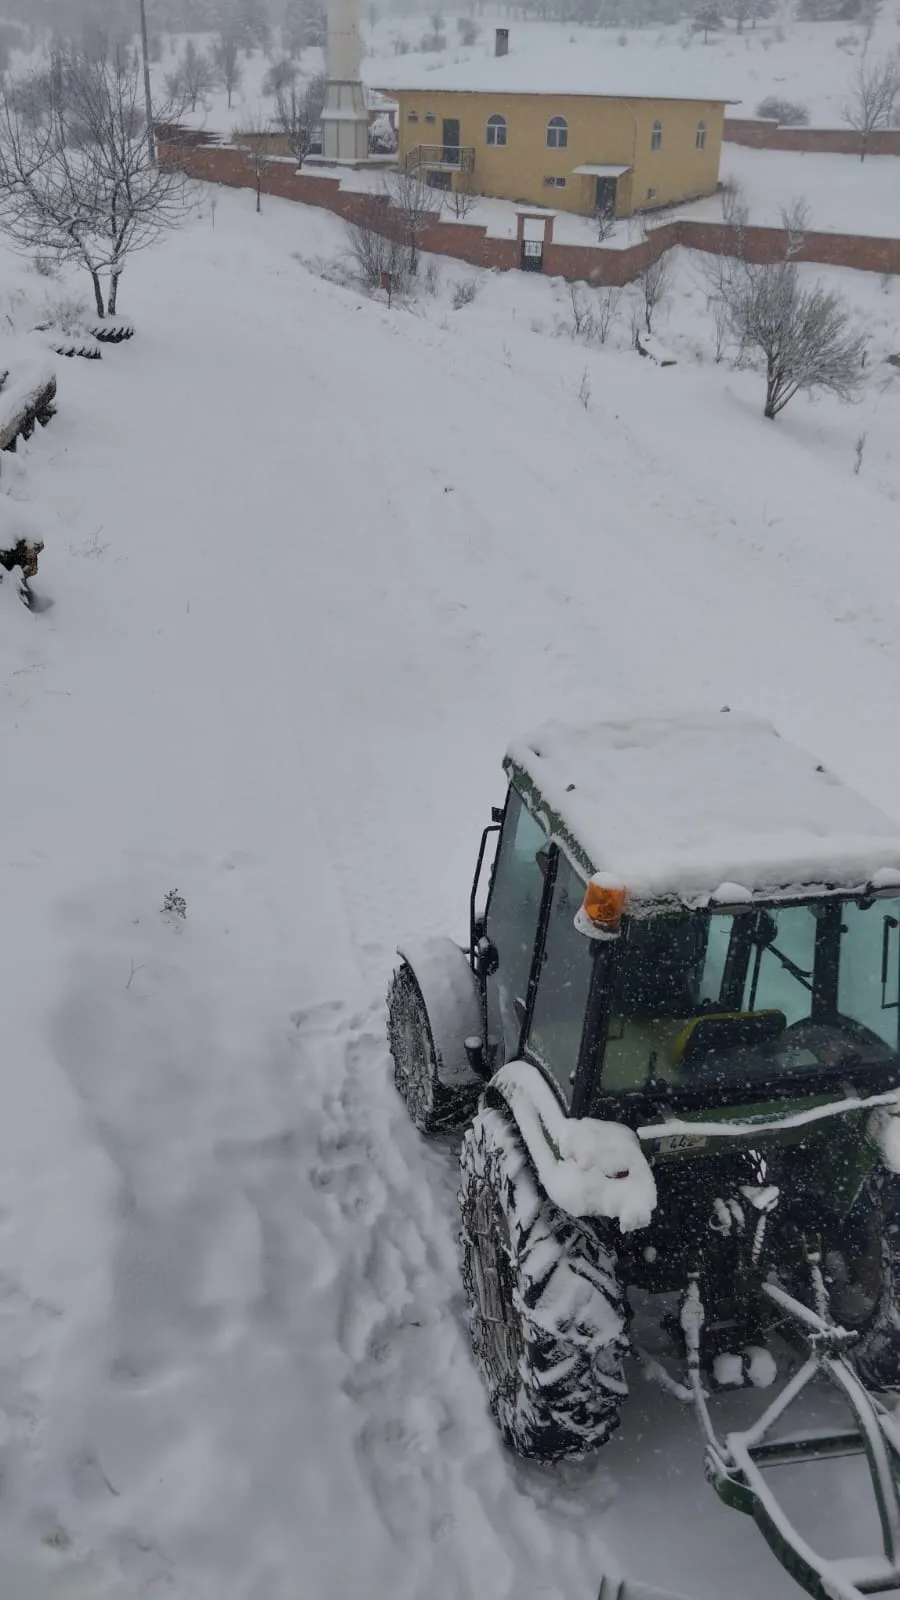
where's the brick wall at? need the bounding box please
[162,140,900,284]
[724,116,900,156]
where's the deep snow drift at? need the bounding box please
[3,186,900,1600]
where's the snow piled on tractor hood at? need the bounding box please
[491,1062,656,1231]
[506,712,900,909]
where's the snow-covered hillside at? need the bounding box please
[160,1,900,134]
[3,183,900,1600]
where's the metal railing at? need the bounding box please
[406,144,475,173]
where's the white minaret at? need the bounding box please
[320,0,370,164]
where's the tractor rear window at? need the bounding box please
[601,897,900,1097]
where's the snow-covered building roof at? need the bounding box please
[371,45,735,104]
[504,712,900,910]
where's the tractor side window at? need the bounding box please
[699,915,731,1006]
[838,899,900,1049]
[527,853,593,1107]
[484,790,548,1063]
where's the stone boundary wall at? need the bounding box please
[162,140,900,284]
[724,116,900,156]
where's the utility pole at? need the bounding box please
[138,0,157,166]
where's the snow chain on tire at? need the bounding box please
[459,1104,629,1461]
[387,962,469,1134]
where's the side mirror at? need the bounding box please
[491,805,504,825]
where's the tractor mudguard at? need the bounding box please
[395,936,483,1093]
[488,1061,656,1231]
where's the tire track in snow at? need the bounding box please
[308,1014,622,1600]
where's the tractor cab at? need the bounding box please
[468,715,900,1125]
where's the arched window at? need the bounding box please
[486,113,508,147]
[651,118,663,151]
[547,115,568,149]
[695,120,707,150]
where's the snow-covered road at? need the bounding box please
[3,189,900,1600]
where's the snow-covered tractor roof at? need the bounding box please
[503,712,900,911]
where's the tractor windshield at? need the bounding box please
[601,896,900,1099]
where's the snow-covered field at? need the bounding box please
[4,173,900,1600]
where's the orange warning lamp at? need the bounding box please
[581,878,627,933]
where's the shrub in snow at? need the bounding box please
[36,293,88,335]
[31,255,60,280]
[452,279,478,310]
[457,16,478,44]
[755,95,810,124]
[162,889,187,920]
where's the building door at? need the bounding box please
[442,117,461,166]
[595,176,617,217]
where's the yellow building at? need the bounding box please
[377,41,730,220]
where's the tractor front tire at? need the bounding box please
[459,1105,628,1461]
[387,963,461,1133]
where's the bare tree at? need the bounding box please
[841,49,900,161]
[383,168,434,274]
[213,31,243,109]
[176,40,216,114]
[262,56,297,97]
[0,53,190,318]
[271,74,326,163]
[446,171,477,220]
[346,195,410,290]
[780,195,811,259]
[724,259,865,418]
[635,233,674,333]
[595,286,620,345]
[234,113,271,213]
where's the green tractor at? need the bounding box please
[388,713,900,1600]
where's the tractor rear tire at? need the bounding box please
[459,1104,628,1461]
